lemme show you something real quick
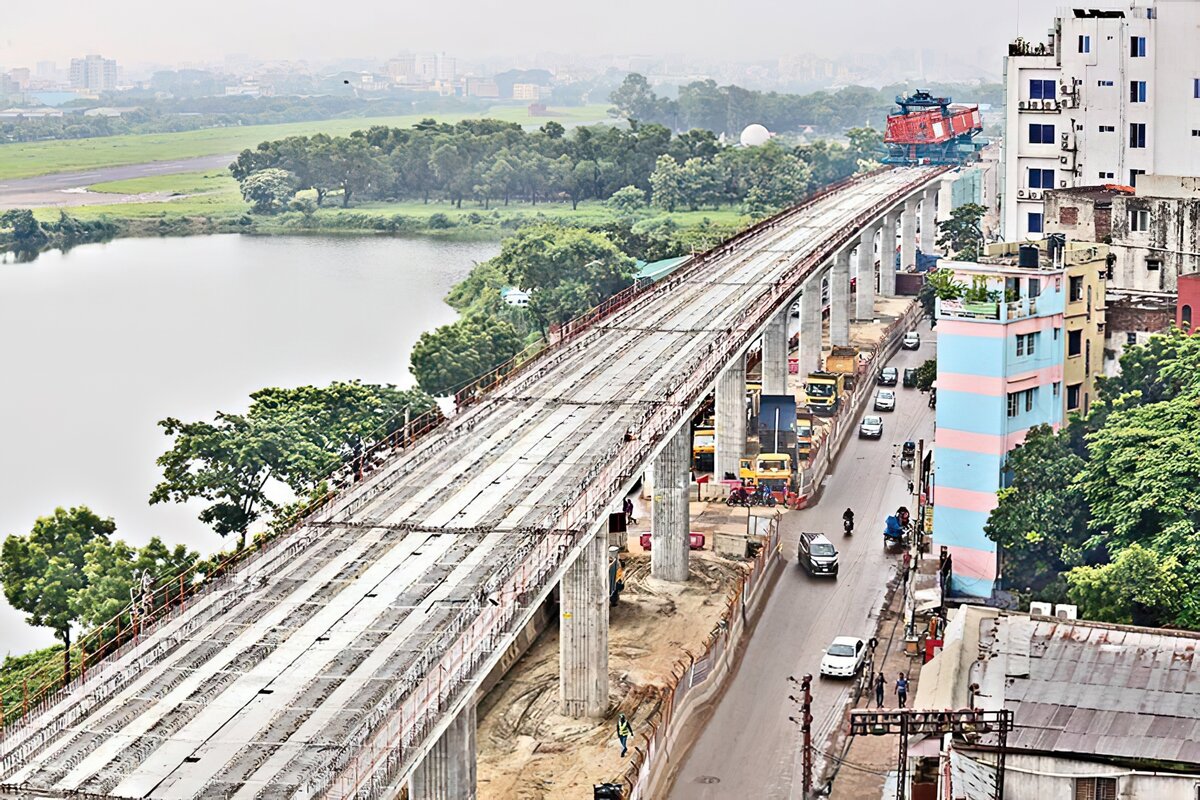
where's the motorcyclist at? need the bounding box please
[842,507,854,533]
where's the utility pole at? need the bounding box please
[789,674,815,798]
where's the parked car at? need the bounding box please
[859,415,884,439]
[798,531,839,577]
[819,636,867,678]
[874,389,896,411]
[903,368,918,388]
[877,367,898,386]
[902,331,921,350]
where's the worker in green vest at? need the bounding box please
[616,713,632,757]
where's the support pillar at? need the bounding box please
[409,703,477,800]
[761,306,789,396]
[880,212,898,297]
[900,197,918,275]
[560,531,609,718]
[799,276,823,376]
[652,425,690,582]
[715,357,747,482]
[855,226,877,321]
[919,186,938,256]
[830,249,851,347]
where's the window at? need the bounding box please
[1130,80,1147,102]
[1098,125,1115,133]
[1147,6,1156,17]
[1097,79,1113,87]
[1029,123,1056,144]
[1098,171,1115,179]
[1086,339,1092,375]
[1028,212,1044,233]
[1030,79,1056,99]
[1130,123,1146,148]
[1079,35,1091,53]
[1130,209,1150,231]
[1195,78,1200,99]
[1007,392,1019,417]
[1131,36,1146,57]
[1066,383,1082,411]
[1029,277,1042,297]
[1016,332,1037,356]
[1126,331,1137,345]
[1183,304,1193,329]
[1054,326,1061,340]
[1069,275,1084,301]
[1131,168,1146,186]
[1029,168,1055,188]
[1068,329,1083,356]
[1147,258,1162,271]
[1026,389,1035,412]
[1074,776,1117,800]
[1192,130,1200,137]
[1053,381,1061,397]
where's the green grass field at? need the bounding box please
[0,104,612,181]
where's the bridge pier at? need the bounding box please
[761,306,789,396]
[798,275,823,376]
[560,530,609,718]
[652,424,690,582]
[409,702,477,800]
[715,356,746,482]
[900,197,919,273]
[855,226,877,320]
[830,248,851,347]
[920,186,939,255]
[880,211,899,296]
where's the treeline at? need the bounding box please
[609,73,1004,135]
[229,117,880,213]
[986,328,1200,629]
[0,209,118,260]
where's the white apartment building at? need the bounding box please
[1001,1,1200,241]
[69,54,118,91]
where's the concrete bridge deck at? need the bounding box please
[0,166,945,800]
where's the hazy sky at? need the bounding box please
[4,0,1063,69]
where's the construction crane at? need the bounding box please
[883,89,984,166]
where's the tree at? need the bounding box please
[918,267,967,322]
[649,154,684,212]
[984,425,1091,601]
[74,536,199,630]
[936,203,986,261]
[238,168,296,214]
[607,185,647,216]
[409,314,525,396]
[1,507,116,676]
[1094,327,1200,414]
[914,358,937,392]
[0,209,49,252]
[680,157,722,210]
[1066,543,1185,627]
[609,73,664,123]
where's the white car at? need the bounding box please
[820,636,867,678]
[859,415,883,439]
[874,389,896,411]
[902,331,921,350]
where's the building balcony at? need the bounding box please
[1008,39,1055,57]
[937,297,1043,322]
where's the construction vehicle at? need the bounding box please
[805,371,845,416]
[754,453,794,497]
[796,410,814,460]
[692,424,715,472]
[824,346,859,376]
[883,89,985,166]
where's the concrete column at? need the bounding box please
[798,275,823,376]
[761,306,789,396]
[855,226,877,321]
[900,197,918,275]
[651,424,690,582]
[409,703,477,800]
[560,530,609,718]
[830,249,851,347]
[920,186,939,255]
[715,357,746,482]
[880,212,898,297]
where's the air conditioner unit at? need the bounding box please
[1054,604,1078,620]
[1061,132,1070,142]
[1049,100,1060,110]
[1030,100,1042,110]
[1018,100,1029,110]
[1060,155,1069,164]
[1017,189,1028,198]
[1030,601,1053,616]
[1060,83,1072,95]
[1030,190,1042,200]
[1060,180,1068,187]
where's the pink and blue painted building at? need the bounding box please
[932,242,1105,597]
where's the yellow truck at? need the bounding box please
[804,371,845,415]
[692,425,715,472]
[796,411,814,460]
[754,453,794,495]
[823,346,859,376]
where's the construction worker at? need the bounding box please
[616,713,632,757]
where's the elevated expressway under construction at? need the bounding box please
[0,165,947,800]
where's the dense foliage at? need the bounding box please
[0,209,117,259]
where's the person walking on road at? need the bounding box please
[622,497,636,526]
[896,673,909,708]
[874,672,885,707]
[616,713,633,757]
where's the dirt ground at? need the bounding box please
[475,504,754,799]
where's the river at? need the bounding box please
[0,234,498,655]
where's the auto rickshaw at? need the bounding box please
[902,368,918,388]
[900,440,916,470]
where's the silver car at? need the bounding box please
[859,415,883,438]
[874,389,896,411]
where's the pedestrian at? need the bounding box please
[896,673,909,708]
[622,497,636,526]
[874,672,885,708]
[616,713,632,757]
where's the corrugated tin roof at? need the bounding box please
[975,612,1200,765]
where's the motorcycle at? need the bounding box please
[726,487,751,507]
[843,516,854,536]
[884,508,912,551]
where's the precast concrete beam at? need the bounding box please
[715,357,747,482]
[409,702,477,800]
[830,248,851,347]
[880,212,899,296]
[798,273,823,376]
[855,226,877,321]
[900,197,918,275]
[761,305,789,396]
[920,186,938,255]
[559,530,609,718]
[651,424,690,582]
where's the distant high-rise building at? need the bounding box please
[35,61,57,80]
[435,54,456,82]
[69,54,118,91]
[386,55,417,82]
[8,68,30,90]
[414,54,438,82]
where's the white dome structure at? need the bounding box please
[739,123,771,147]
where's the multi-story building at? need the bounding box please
[69,54,118,91]
[1001,1,1200,241]
[933,240,1106,597]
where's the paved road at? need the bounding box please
[0,154,235,208]
[668,320,936,799]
